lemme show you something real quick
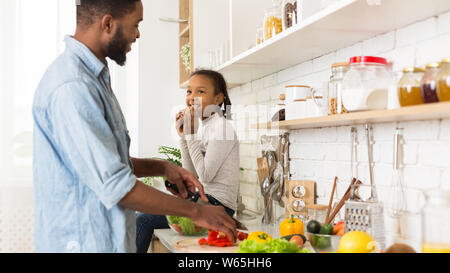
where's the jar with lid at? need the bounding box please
[437,57,450,102]
[421,62,441,104]
[328,62,349,115]
[422,190,450,253]
[264,0,283,41]
[342,56,394,112]
[397,67,425,107]
[282,0,298,31]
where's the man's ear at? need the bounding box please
[100,14,114,34]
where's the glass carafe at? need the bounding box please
[422,190,450,253]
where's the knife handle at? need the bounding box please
[165,180,199,202]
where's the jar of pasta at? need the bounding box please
[437,57,450,102]
[398,67,425,107]
[264,0,283,41]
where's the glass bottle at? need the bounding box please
[422,190,450,253]
[420,62,441,104]
[437,57,450,102]
[397,67,425,107]
[256,24,264,45]
[264,0,283,41]
[329,62,349,115]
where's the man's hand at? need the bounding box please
[164,162,208,202]
[192,204,237,243]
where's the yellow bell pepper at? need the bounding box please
[247,231,272,243]
[279,215,304,237]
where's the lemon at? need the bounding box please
[337,231,377,253]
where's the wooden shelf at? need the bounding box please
[179,0,194,87]
[257,102,450,130]
[218,0,450,86]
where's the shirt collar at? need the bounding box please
[64,35,106,77]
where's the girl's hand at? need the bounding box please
[183,106,199,135]
[175,110,184,136]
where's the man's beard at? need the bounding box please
[106,25,129,66]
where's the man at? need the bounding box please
[32,0,236,253]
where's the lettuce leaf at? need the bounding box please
[166,215,207,235]
[236,238,302,253]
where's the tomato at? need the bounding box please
[289,235,304,249]
[198,238,208,245]
[237,231,248,241]
[333,221,345,235]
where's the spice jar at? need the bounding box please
[342,56,393,112]
[421,62,441,104]
[329,62,349,115]
[437,57,450,102]
[398,67,425,107]
[264,0,283,41]
[282,0,298,30]
[422,190,450,253]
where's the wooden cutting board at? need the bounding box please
[172,238,239,253]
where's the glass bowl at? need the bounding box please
[166,215,208,236]
[306,232,342,253]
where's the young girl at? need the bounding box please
[135,70,239,253]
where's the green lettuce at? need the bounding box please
[236,238,307,253]
[166,215,207,235]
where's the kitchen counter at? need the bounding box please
[152,213,282,253]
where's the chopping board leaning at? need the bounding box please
[172,238,239,253]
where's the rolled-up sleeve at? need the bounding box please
[49,81,136,209]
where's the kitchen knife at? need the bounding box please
[165,180,248,230]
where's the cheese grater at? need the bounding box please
[344,125,386,251]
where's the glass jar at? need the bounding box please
[329,62,349,115]
[282,0,298,30]
[256,24,264,45]
[342,56,393,112]
[264,0,283,41]
[422,190,450,253]
[398,67,425,107]
[420,62,441,104]
[437,57,450,102]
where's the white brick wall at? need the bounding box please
[228,11,450,219]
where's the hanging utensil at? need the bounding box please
[344,124,386,251]
[388,128,407,241]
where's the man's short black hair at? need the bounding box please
[76,0,140,26]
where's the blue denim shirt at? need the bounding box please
[32,36,137,253]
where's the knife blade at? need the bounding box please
[165,180,248,231]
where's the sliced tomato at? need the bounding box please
[208,230,219,241]
[198,238,208,245]
[215,241,233,247]
[237,231,248,241]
